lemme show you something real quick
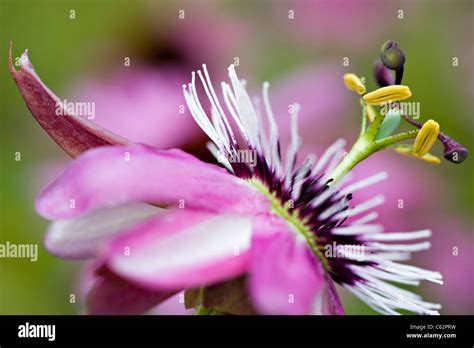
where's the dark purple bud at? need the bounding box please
[380,40,406,71]
[438,133,469,164]
[374,58,395,87]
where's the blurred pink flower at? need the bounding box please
[270,63,350,146]
[276,0,412,50]
[417,218,474,314]
[73,66,201,149]
[69,2,253,150]
[148,1,250,69]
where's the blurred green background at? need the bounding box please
[0,0,472,314]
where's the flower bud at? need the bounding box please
[373,58,395,87]
[380,40,406,71]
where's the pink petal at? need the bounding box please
[9,44,129,158]
[87,265,174,315]
[44,203,161,259]
[149,292,194,315]
[313,274,345,315]
[248,218,327,315]
[36,143,268,219]
[106,209,252,290]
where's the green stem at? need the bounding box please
[194,305,213,315]
[209,309,225,315]
[372,129,419,150]
[366,111,385,141]
[328,136,372,184]
[328,128,419,185]
[359,100,367,137]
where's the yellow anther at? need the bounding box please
[365,104,376,122]
[419,153,442,165]
[343,73,366,94]
[412,119,440,157]
[394,144,441,165]
[393,145,412,156]
[363,85,412,105]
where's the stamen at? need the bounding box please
[312,138,346,176]
[343,73,366,94]
[350,211,379,225]
[206,142,233,172]
[393,145,441,165]
[378,261,443,283]
[412,119,440,157]
[211,107,231,150]
[365,241,431,252]
[344,251,411,262]
[321,149,345,182]
[362,283,440,315]
[353,266,421,285]
[284,103,302,190]
[291,154,317,200]
[352,281,440,315]
[253,96,272,166]
[221,82,249,142]
[365,104,377,122]
[363,229,431,241]
[363,85,412,105]
[183,81,222,149]
[361,274,423,300]
[319,195,350,220]
[348,284,400,315]
[198,66,237,147]
[333,195,385,220]
[262,81,282,178]
[331,224,383,235]
[419,152,442,165]
[228,64,260,149]
[339,172,388,196]
[310,186,335,208]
